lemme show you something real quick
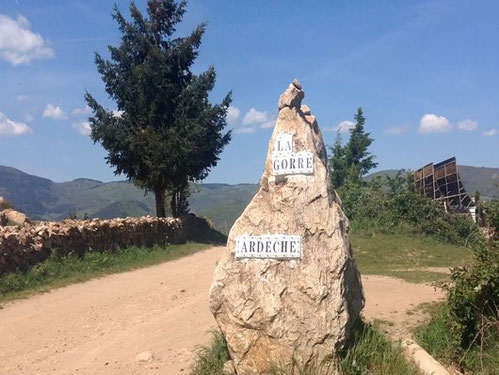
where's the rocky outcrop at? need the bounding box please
[0,214,211,275]
[1,209,31,227]
[209,80,364,373]
[0,196,30,227]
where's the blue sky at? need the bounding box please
[0,0,497,184]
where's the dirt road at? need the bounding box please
[0,247,443,375]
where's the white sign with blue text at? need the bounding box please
[272,133,313,176]
[235,235,302,259]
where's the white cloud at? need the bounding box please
[0,111,32,136]
[72,120,91,136]
[235,126,257,134]
[242,108,270,125]
[43,104,66,120]
[71,105,91,116]
[232,107,275,133]
[226,106,240,125]
[17,94,29,101]
[482,128,497,136]
[458,119,478,131]
[418,114,451,134]
[261,118,276,129]
[332,120,355,133]
[0,14,54,65]
[385,124,409,135]
[24,112,33,122]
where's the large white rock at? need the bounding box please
[2,209,30,227]
[209,80,364,373]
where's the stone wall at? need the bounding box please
[0,214,209,275]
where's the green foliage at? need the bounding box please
[341,174,482,246]
[416,241,499,374]
[414,304,464,363]
[0,198,14,210]
[386,170,406,195]
[268,357,339,375]
[328,108,377,189]
[0,242,212,304]
[345,108,377,178]
[444,242,499,348]
[416,304,499,374]
[191,331,230,375]
[482,199,499,231]
[340,321,419,375]
[86,0,231,217]
[191,323,418,375]
[329,132,347,189]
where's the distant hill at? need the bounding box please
[0,164,496,233]
[0,166,258,232]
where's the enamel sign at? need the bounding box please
[272,133,313,176]
[235,235,302,259]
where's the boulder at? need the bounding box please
[209,80,364,373]
[2,209,30,227]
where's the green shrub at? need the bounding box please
[444,243,499,348]
[416,241,499,374]
[339,178,482,246]
[0,198,14,210]
[191,331,229,375]
[482,199,499,232]
[192,323,419,375]
[416,304,499,374]
[340,320,419,375]
[414,304,461,363]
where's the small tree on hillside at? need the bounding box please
[329,131,347,188]
[85,0,232,217]
[386,170,406,196]
[345,108,377,180]
[329,107,377,189]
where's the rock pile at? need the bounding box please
[209,80,364,373]
[0,214,207,275]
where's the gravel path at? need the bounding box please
[0,246,444,374]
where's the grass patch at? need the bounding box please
[0,242,211,304]
[340,320,419,375]
[191,331,230,375]
[415,303,499,374]
[191,322,418,375]
[373,318,395,327]
[351,228,472,283]
[414,304,459,364]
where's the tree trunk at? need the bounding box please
[170,189,180,218]
[170,185,190,218]
[154,189,166,217]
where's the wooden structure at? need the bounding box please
[414,157,474,211]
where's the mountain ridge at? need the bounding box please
[0,164,497,233]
